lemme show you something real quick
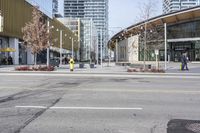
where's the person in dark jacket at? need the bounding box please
[8,56,13,65]
[181,53,189,71]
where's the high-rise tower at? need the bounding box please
[63,0,109,58]
[163,0,200,13]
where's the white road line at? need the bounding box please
[15,106,143,110]
[73,88,200,94]
[50,107,143,110]
[15,106,47,109]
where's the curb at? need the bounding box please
[0,70,200,77]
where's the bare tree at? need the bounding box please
[22,7,50,65]
[135,0,158,22]
[135,0,164,70]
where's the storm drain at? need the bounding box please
[167,119,200,133]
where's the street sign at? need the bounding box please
[155,49,159,55]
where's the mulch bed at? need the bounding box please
[15,65,55,71]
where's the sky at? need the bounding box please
[108,0,163,35]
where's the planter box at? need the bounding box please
[90,64,95,68]
[79,63,84,68]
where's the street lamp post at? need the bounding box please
[96,40,99,65]
[47,24,54,66]
[57,29,63,66]
[100,29,103,68]
[72,37,74,58]
[115,39,118,63]
[47,19,50,66]
[108,43,111,67]
[164,23,167,70]
[70,37,74,58]
[144,21,147,70]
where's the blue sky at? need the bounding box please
[109,0,162,34]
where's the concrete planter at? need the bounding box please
[79,63,84,68]
[90,64,95,68]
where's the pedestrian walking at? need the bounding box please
[185,54,189,71]
[69,57,75,71]
[8,56,13,65]
[180,53,189,71]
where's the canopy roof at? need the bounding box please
[109,6,200,48]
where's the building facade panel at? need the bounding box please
[0,0,78,65]
[63,0,108,59]
[163,0,200,13]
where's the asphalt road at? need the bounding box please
[0,73,200,133]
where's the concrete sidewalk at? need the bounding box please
[0,62,200,75]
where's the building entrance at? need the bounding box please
[169,42,195,62]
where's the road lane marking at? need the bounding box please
[15,106,143,110]
[50,107,143,110]
[15,106,47,109]
[72,88,200,94]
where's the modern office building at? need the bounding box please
[53,0,64,17]
[108,6,200,64]
[63,0,109,59]
[58,18,98,62]
[0,0,78,65]
[163,0,200,13]
[53,0,58,15]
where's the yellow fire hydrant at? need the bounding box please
[69,58,75,71]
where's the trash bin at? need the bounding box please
[90,64,95,68]
[79,63,84,68]
[50,58,59,67]
[148,64,151,69]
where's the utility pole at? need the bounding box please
[72,37,74,58]
[101,29,103,68]
[47,19,50,66]
[143,21,147,70]
[59,30,62,66]
[90,19,92,64]
[115,39,118,63]
[164,23,167,70]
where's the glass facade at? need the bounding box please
[26,0,53,18]
[167,20,200,61]
[53,0,58,15]
[63,0,108,58]
[138,20,200,62]
[168,20,200,39]
[58,18,98,61]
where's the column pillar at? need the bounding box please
[9,38,19,65]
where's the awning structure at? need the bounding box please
[108,6,200,49]
[0,48,16,52]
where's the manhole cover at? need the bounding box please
[167,119,200,133]
[186,123,200,133]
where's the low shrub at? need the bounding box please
[127,67,165,73]
[15,65,55,71]
[15,66,30,71]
